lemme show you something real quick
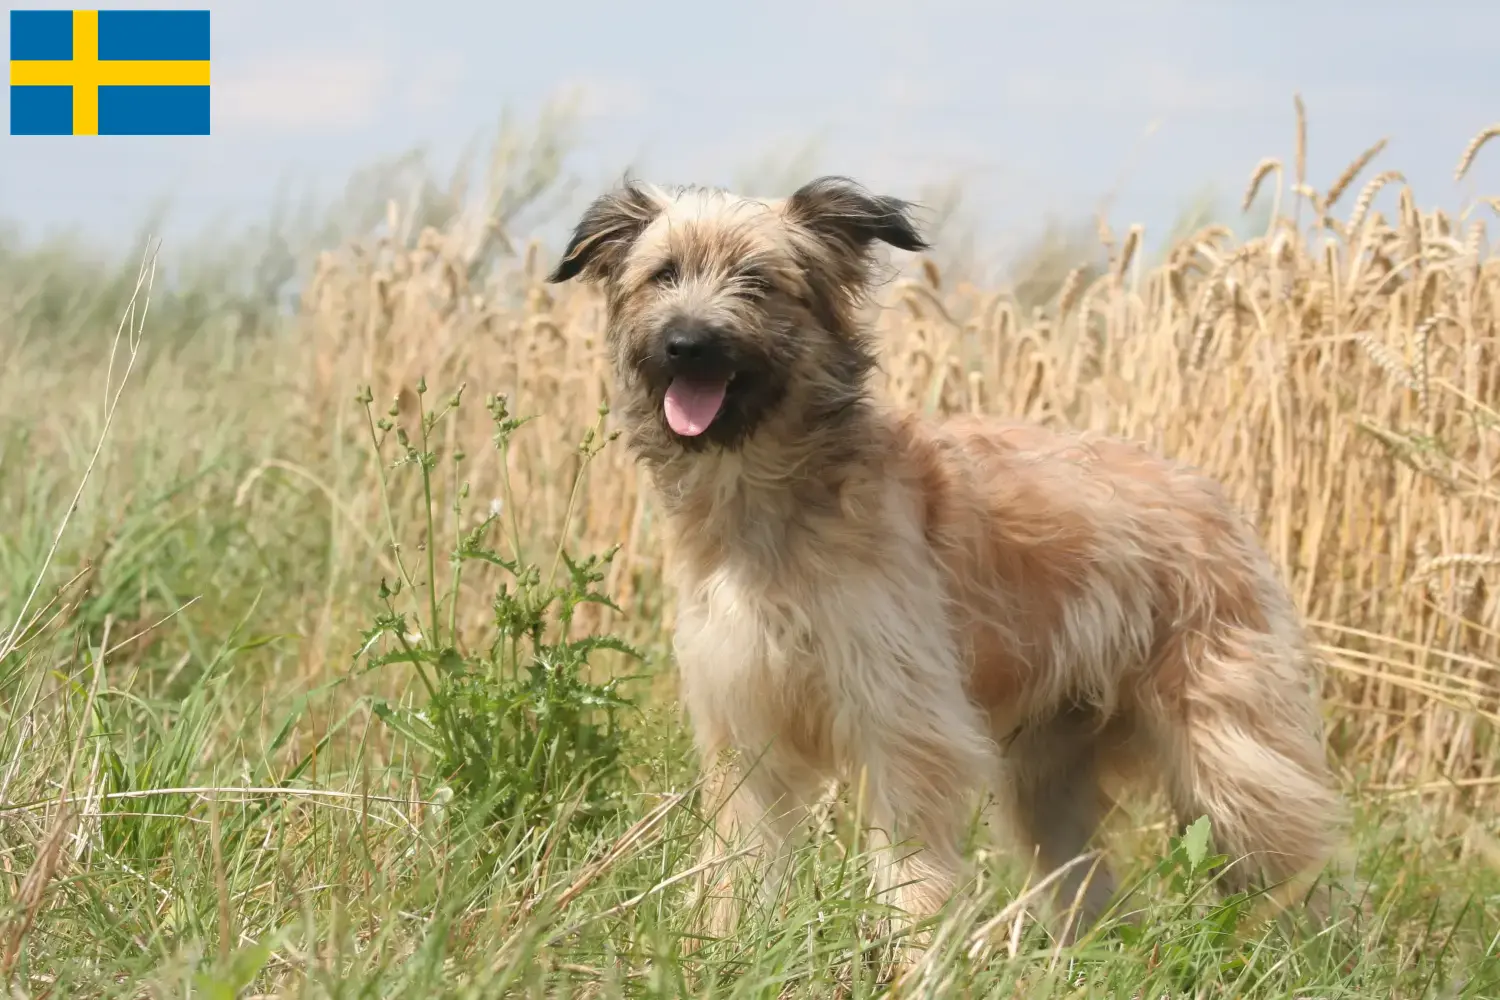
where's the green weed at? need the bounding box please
[355,380,642,836]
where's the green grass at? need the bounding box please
[3,124,1500,996]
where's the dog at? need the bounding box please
[545,175,1345,944]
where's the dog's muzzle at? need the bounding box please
[657,318,737,438]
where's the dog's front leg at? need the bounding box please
[689,742,822,943]
[855,728,984,929]
[828,591,997,937]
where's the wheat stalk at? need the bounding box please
[1242,157,1283,214]
[1348,170,1406,235]
[1294,93,1308,190]
[1455,124,1500,182]
[1354,331,1417,390]
[1411,314,1443,420]
[1293,93,1308,227]
[1325,137,1388,213]
[1115,224,1143,284]
[1056,265,1086,318]
[1411,553,1500,588]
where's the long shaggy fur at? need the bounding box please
[548,175,1346,942]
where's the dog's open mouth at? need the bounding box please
[664,374,733,437]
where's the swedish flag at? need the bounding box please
[10,9,210,135]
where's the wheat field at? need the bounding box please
[2,108,1499,996]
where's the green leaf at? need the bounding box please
[232,631,298,653]
[561,635,644,661]
[191,938,271,999]
[1183,814,1212,871]
[458,545,517,573]
[368,646,440,670]
[437,646,466,673]
[371,700,443,754]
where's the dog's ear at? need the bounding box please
[783,176,930,257]
[547,182,663,284]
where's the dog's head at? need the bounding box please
[546,176,928,455]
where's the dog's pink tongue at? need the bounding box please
[663,377,728,436]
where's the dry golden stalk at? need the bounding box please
[1354,331,1416,390]
[1242,157,1283,214]
[1410,313,1445,420]
[1167,267,1189,313]
[1464,220,1486,261]
[1399,186,1422,261]
[1325,137,1388,212]
[1293,183,1324,217]
[0,807,75,978]
[1115,225,1144,284]
[922,258,943,290]
[1411,553,1500,588]
[1348,170,1406,235]
[1455,123,1500,182]
[1294,93,1308,191]
[1056,266,1087,318]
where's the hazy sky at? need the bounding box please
[3,0,1497,268]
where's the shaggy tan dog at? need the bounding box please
[546,176,1345,942]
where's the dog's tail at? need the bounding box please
[1145,620,1346,905]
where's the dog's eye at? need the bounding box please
[649,261,679,286]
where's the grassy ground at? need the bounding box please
[3,112,1500,997]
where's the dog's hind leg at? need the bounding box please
[999,703,1120,944]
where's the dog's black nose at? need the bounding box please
[664,333,697,361]
[661,322,731,372]
[665,331,710,362]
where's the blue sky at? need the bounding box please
[3,0,1498,270]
